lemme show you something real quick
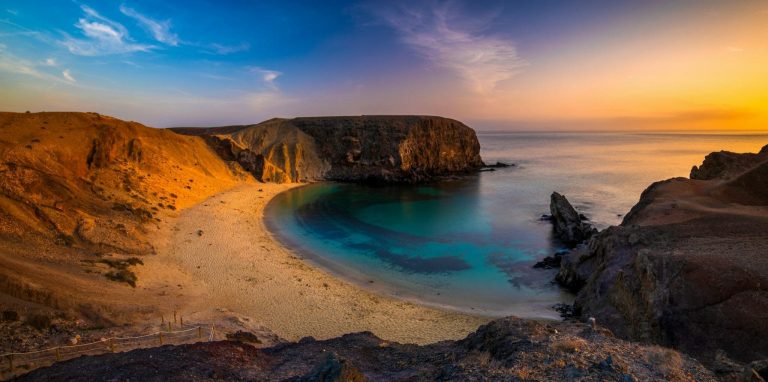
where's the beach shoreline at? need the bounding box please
[264,181,570,320]
[146,182,490,345]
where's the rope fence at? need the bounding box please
[1,314,215,380]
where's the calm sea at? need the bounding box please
[266,132,768,319]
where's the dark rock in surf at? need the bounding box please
[484,161,514,168]
[549,192,597,247]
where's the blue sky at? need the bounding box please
[1,1,766,129]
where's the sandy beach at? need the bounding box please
[145,183,489,345]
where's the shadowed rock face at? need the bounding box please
[690,145,768,181]
[15,317,716,382]
[558,144,768,365]
[549,192,597,247]
[173,116,484,183]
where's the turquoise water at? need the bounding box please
[266,132,768,318]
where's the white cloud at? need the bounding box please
[0,45,74,85]
[374,2,526,94]
[45,58,57,66]
[6,9,18,16]
[62,69,76,82]
[62,5,154,56]
[119,5,179,46]
[249,67,282,89]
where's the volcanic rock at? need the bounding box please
[14,317,715,381]
[549,192,597,247]
[173,116,484,183]
[558,144,768,365]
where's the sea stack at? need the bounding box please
[549,192,597,247]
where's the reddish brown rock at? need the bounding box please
[559,144,768,365]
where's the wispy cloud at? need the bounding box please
[204,42,251,55]
[6,9,18,16]
[119,5,179,46]
[62,5,154,56]
[0,45,74,85]
[44,58,57,66]
[249,67,282,89]
[62,69,76,82]
[373,2,526,93]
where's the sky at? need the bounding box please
[1,0,767,130]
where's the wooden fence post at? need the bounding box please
[173,311,177,324]
[8,354,13,373]
[55,347,61,361]
[167,322,171,332]
[159,332,163,345]
[197,326,202,340]
[161,315,164,325]
[180,316,183,326]
[109,339,115,353]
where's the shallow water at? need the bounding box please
[266,132,768,318]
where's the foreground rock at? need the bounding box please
[558,144,768,366]
[15,317,715,381]
[173,116,484,183]
[549,192,597,247]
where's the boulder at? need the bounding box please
[549,192,597,247]
[689,144,768,180]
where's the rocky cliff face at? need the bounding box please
[0,112,246,325]
[16,317,716,381]
[558,144,768,365]
[173,116,484,183]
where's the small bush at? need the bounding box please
[550,338,587,353]
[645,346,683,379]
[105,269,137,287]
[26,313,51,331]
[125,257,143,266]
[2,310,19,322]
[99,257,143,270]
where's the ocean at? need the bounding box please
[265,131,768,319]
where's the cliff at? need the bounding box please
[557,144,768,366]
[0,112,247,323]
[172,116,484,183]
[15,317,716,381]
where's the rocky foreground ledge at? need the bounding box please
[555,144,768,373]
[172,116,484,183]
[15,317,715,382]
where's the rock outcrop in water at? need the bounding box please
[549,192,597,247]
[557,144,768,367]
[173,116,484,183]
[15,317,716,381]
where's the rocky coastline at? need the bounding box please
[543,144,768,379]
[1,111,766,380]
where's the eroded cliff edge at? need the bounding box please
[557,144,768,366]
[172,115,484,183]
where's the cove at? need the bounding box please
[265,176,571,319]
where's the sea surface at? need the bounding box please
[266,132,768,319]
